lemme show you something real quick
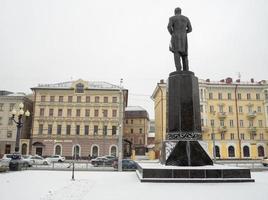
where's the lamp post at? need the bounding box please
[211,125,216,163]
[11,102,30,153]
[118,78,123,172]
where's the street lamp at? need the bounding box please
[11,102,30,153]
[211,125,216,163]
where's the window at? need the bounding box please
[76,109,81,117]
[243,146,250,157]
[94,126,98,135]
[0,103,4,111]
[75,83,84,93]
[67,109,72,117]
[238,106,243,113]
[139,128,143,134]
[131,128,134,134]
[237,93,241,100]
[59,96,63,102]
[220,120,224,126]
[249,120,253,127]
[228,106,233,113]
[94,109,99,117]
[221,133,225,140]
[104,97,108,103]
[228,93,232,100]
[250,133,255,140]
[111,146,117,156]
[103,109,108,117]
[0,117,2,125]
[228,146,235,157]
[210,120,215,127]
[201,118,204,126]
[7,131,12,138]
[258,120,263,127]
[209,106,214,113]
[68,96,73,102]
[258,146,265,157]
[200,105,203,112]
[95,96,100,103]
[209,93,213,99]
[240,120,244,127]
[57,125,62,135]
[48,124,52,135]
[256,93,260,100]
[215,146,220,157]
[240,133,245,140]
[219,105,224,113]
[41,95,46,102]
[40,108,45,116]
[112,110,117,117]
[126,120,128,124]
[66,125,71,135]
[58,109,63,117]
[85,109,90,117]
[77,96,81,103]
[55,145,61,155]
[131,120,133,124]
[84,125,89,135]
[112,126,117,135]
[260,133,264,140]
[247,93,251,100]
[92,146,99,157]
[248,106,253,113]
[230,133,234,140]
[112,97,117,103]
[49,108,53,117]
[5,144,11,154]
[8,117,13,125]
[76,125,80,135]
[50,96,55,102]
[139,138,143,144]
[85,96,90,103]
[257,106,261,113]
[229,120,234,127]
[218,93,222,100]
[103,126,108,135]
[38,124,43,135]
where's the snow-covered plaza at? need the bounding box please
[1,170,268,200]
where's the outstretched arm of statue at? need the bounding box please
[186,18,192,33]
[167,18,173,35]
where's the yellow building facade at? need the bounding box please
[152,78,268,160]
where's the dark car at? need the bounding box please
[113,159,137,171]
[9,153,29,171]
[91,157,113,167]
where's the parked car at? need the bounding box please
[21,155,34,167]
[112,159,137,171]
[30,155,50,165]
[0,160,9,172]
[46,155,65,162]
[91,157,116,167]
[262,157,268,166]
[1,154,13,162]
[9,153,29,170]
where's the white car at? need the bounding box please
[28,155,50,165]
[21,155,34,167]
[46,155,65,162]
[262,157,268,166]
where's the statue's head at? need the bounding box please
[174,7,181,15]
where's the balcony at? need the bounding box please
[217,112,227,119]
[218,126,227,132]
[247,111,256,118]
[201,126,209,132]
[248,126,257,132]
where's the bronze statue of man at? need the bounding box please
[168,7,192,71]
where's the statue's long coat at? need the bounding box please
[168,14,192,55]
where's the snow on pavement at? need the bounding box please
[0,170,268,200]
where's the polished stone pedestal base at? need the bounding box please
[136,163,255,183]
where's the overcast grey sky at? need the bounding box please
[1,0,268,119]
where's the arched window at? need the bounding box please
[21,143,27,155]
[92,146,99,158]
[73,145,80,159]
[110,146,117,157]
[243,146,250,157]
[258,146,265,157]
[55,145,62,155]
[75,83,84,93]
[215,145,220,158]
[228,146,235,158]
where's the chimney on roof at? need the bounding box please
[226,77,233,84]
[160,79,164,84]
[250,78,254,83]
[236,79,240,83]
[220,79,225,83]
[206,79,210,82]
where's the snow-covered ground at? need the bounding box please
[1,170,268,200]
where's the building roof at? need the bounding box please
[125,106,149,119]
[32,79,124,90]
